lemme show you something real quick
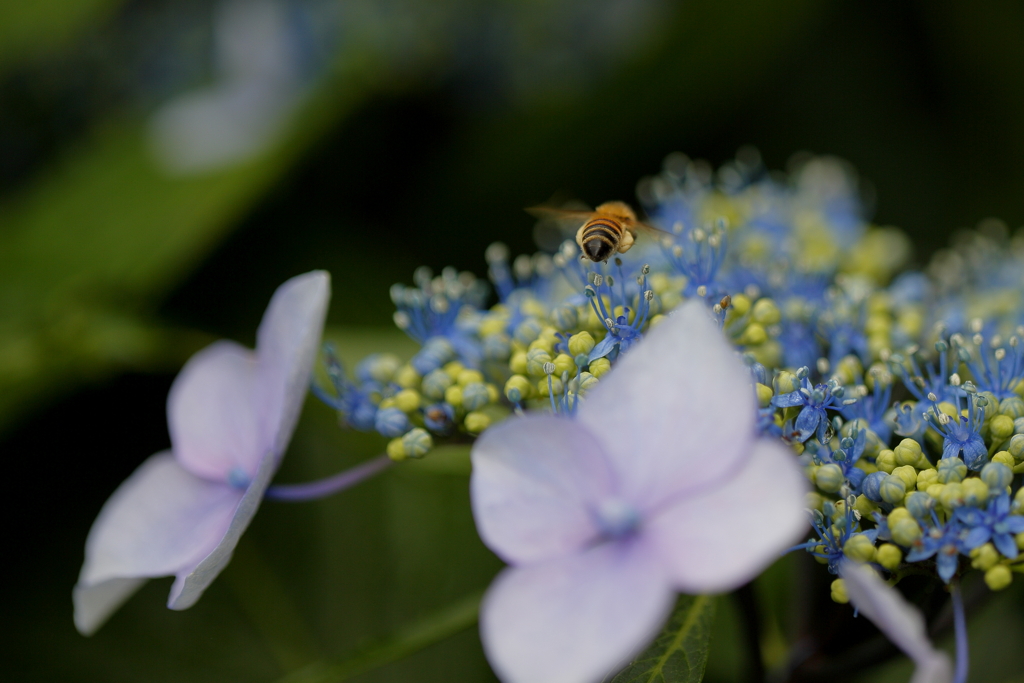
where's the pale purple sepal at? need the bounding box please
[840,561,953,683]
[74,271,330,634]
[471,300,808,683]
[481,538,673,683]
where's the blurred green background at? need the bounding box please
[3,0,1024,681]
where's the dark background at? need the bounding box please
[3,0,1024,681]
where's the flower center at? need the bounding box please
[227,466,251,490]
[594,498,642,539]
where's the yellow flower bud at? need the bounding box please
[892,465,918,489]
[386,438,406,461]
[893,438,923,467]
[589,357,611,378]
[890,518,923,547]
[528,337,555,355]
[992,451,1015,468]
[444,385,463,408]
[567,331,596,357]
[394,388,422,412]
[990,414,1015,442]
[916,469,938,491]
[805,492,825,511]
[395,364,421,389]
[728,293,751,317]
[504,375,532,402]
[939,482,965,511]
[457,369,485,386]
[756,383,774,408]
[970,543,1000,571]
[443,361,466,377]
[775,370,799,395]
[962,478,990,507]
[876,544,902,570]
[875,450,897,474]
[553,353,577,377]
[855,494,878,518]
[831,579,849,604]
[843,534,877,563]
[752,298,781,325]
[985,565,1013,591]
[464,411,491,434]
[739,323,768,346]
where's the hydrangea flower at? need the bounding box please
[470,300,808,683]
[839,561,953,683]
[73,271,330,635]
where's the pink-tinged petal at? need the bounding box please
[255,270,331,457]
[471,415,616,564]
[168,445,279,609]
[646,439,808,593]
[480,538,674,683]
[839,561,953,683]
[577,300,756,507]
[73,453,243,635]
[167,341,262,480]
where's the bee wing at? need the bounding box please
[525,205,597,232]
[632,219,673,237]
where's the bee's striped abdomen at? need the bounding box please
[580,217,624,262]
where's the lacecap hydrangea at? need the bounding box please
[314,149,1024,680]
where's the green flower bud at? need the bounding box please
[890,518,923,547]
[504,374,532,402]
[830,579,849,604]
[444,385,463,408]
[775,370,799,395]
[526,348,553,377]
[395,364,421,389]
[916,468,938,491]
[876,544,902,570]
[509,351,529,375]
[939,482,965,511]
[589,357,611,378]
[970,543,1000,571]
[855,494,878,518]
[985,564,1013,591]
[567,331,596,357]
[805,492,825,511]
[936,457,967,484]
[756,383,774,408]
[893,438,923,467]
[729,293,751,316]
[1009,434,1024,463]
[843,534,877,563]
[394,388,422,413]
[815,464,845,493]
[464,411,491,434]
[513,318,543,345]
[962,477,990,507]
[421,369,454,400]
[1000,396,1024,419]
[752,298,781,325]
[457,369,485,386]
[992,451,1015,468]
[552,353,577,377]
[982,462,1013,490]
[990,414,1016,442]
[875,450,897,474]
[462,382,491,411]
[550,305,578,330]
[386,437,406,461]
[879,475,907,504]
[892,465,918,490]
[739,322,768,346]
[905,491,934,519]
[401,427,433,458]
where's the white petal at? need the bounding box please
[167,341,263,480]
[577,300,755,508]
[471,415,616,564]
[168,444,279,609]
[480,538,674,683]
[839,561,953,683]
[255,270,331,458]
[74,453,243,634]
[646,439,808,593]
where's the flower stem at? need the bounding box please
[265,455,392,501]
[952,581,969,683]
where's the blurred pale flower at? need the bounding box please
[470,300,808,683]
[73,271,330,635]
[840,561,953,683]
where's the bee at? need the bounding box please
[527,200,665,263]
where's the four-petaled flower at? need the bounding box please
[955,493,1024,560]
[470,300,808,683]
[772,375,847,443]
[73,271,330,635]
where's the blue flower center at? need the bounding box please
[594,498,642,539]
[227,466,251,490]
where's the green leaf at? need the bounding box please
[609,594,716,683]
[273,591,482,683]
